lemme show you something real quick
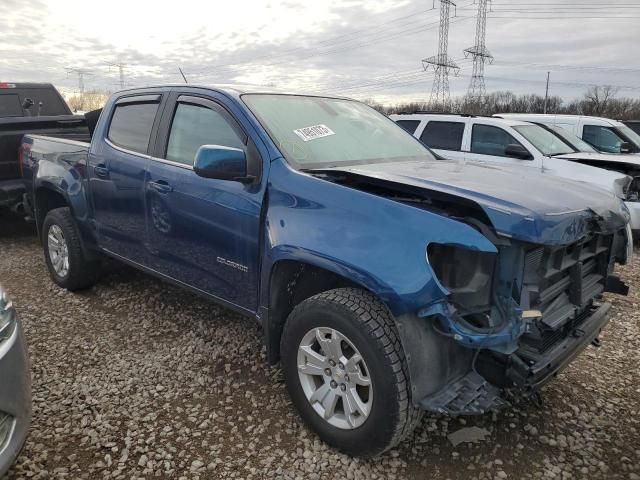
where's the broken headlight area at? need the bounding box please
[427,243,495,315]
[424,243,525,352]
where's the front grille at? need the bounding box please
[518,233,613,357]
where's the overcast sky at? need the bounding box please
[1,0,639,105]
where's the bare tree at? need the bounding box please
[581,85,619,116]
[380,87,640,120]
[66,90,110,112]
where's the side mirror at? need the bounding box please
[504,143,531,160]
[194,145,252,182]
[620,142,632,154]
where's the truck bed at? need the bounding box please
[0,115,89,181]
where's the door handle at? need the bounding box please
[149,180,173,194]
[94,164,109,178]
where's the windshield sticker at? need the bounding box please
[293,124,335,142]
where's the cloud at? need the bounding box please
[0,0,638,103]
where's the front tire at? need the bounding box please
[42,207,100,291]
[280,288,422,457]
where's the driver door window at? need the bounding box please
[582,125,625,153]
[165,102,245,165]
[470,124,527,158]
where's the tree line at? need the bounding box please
[368,86,640,120]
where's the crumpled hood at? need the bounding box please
[320,159,629,245]
[556,151,640,168]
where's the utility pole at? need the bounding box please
[423,0,460,110]
[543,71,550,114]
[464,0,493,105]
[106,61,127,89]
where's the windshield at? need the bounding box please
[242,94,433,169]
[512,124,575,156]
[546,125,597,152]
[617,125,640,148]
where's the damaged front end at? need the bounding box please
[416,221,630,415]
[307,164,631,416]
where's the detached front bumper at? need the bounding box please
[0,317,31,478]
[508,302,610,389]
[406,302,612,415]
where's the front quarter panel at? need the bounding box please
[261,159,497,317]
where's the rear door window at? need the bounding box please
[165,102,245,166]
[108,102,159,154]
[582,125,626,153]
[471,124,525,157]
[0,94,23,117]
[395,119,421,135]
[420,121,465,151]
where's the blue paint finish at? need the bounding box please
[260,158,498,317]
[21,135,95,243]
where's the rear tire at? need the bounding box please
[280,288,422,457]
[42,207,100,291]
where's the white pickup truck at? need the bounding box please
[391,113,640,234]
[496,114,640,157]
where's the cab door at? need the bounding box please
[144,92,265,311]
[88,94,164,264]
[464,121,539,169]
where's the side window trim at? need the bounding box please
[158,95,248,162]
[115,94,161,106]
[106,94,162,156]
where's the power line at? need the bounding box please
[189,5,477,78]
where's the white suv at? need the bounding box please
[390,113,640,234]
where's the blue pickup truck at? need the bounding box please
[21,85,632,456]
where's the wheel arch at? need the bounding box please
[263,255,402,365]
[34,185,71,238]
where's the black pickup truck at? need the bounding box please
[0,83,90,213]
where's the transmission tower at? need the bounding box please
[66,68,93,97]
[106,61,127,89]
[464,0,493,102]
[423,0,460,109]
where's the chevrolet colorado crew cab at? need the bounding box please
[21,85,631,456]
[391,113,640,235]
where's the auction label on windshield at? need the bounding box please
[293,124,335,142]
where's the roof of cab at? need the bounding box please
[111,83,351,100]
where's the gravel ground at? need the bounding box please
[1,211,639,480]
